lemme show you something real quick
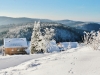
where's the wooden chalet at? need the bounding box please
[3,38,28,55]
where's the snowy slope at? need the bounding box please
[0,53,51,70]
[0,46,100,75]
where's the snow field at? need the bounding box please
[0,53,51,70]
[0,46,100,75]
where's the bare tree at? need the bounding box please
[83,30,100,50]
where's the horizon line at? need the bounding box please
[0,16,99,23]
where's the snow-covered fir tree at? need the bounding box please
[30,21,42,54]
[30,21,55,54]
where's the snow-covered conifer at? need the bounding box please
[30,21,42,54]
[30,21,55,53]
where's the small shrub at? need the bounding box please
[83,30,100,50]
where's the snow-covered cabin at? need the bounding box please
[47,41,79,52]
[4,38,28,55]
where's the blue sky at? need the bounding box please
[0,0,100,22]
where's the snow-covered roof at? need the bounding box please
[4,38,28,48]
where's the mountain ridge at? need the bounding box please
[0,16,99,26]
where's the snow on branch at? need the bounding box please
[83,30,100,50]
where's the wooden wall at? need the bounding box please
[4,47,27,55]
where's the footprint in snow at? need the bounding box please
[68,68,74,74]
[74,57,77,59]
[71,62,75,65]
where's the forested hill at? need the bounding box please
[0,22,83,45]
[0,16,100,45]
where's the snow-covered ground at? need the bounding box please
[0,53,51,70]
[0,46,100,75]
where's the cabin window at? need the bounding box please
[25,48,27,49]
[17,49,20,51]
[12,49,14,51]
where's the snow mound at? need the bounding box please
[25,41,31,54]
[47,40,60,52]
